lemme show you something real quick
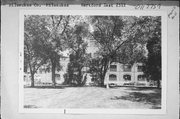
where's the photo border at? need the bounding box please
[19,9,167,114]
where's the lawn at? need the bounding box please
[24,86,161,109]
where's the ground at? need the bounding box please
[24,86,161,109]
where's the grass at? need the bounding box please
[24,86,161,109]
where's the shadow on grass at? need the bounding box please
[24,105,38,108]
[124,87,161,92]
[111,91,161,109]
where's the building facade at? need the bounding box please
[24,56,69,86]
[104,62,156,87]
[24,52,157,87]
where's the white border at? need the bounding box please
[19,10,167,114]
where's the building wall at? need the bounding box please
[24,57,69,86]
[104,63,154,87]
[24,58,156,87]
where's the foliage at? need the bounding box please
[137,16,161,88]
[88,58,102,85]
[88,16,161,86]
[43,15,72,86]
[24,15,50,87]
[24,15,71,86]
[24,15,161,88]
[143,37,161,88]
[88,16,124,85]
[64,22,90,86]
[89,16,147,85]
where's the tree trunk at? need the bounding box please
[100,59,109,87]
[157,80,160,88]
[30,72,35,87]
[28,61,35,87]
[68,72,73,84]
[100,68,108,86]
[76,67,82,86]
[79,68,82,85]
[51,62,56,87]
[100,74,105,86]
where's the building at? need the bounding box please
[24,40,157,87]
[104,62,157,87]
[24,56,69,86]
[24,57,157,87]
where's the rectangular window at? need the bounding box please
[137,65,144,72]
[109,74,117,81]
[55,74,60,80]
[110,65,117,72]
[123,65,131,72]
[138,75,146,81]
[123,74,131,81]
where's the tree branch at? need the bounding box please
[60,16,69,35]
[56,16,63,27]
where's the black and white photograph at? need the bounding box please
[19,10,167,114]
[2,0,180,118]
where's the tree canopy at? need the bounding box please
[88,16,161,86]
[24,15,71,86]
[24,15,161,87]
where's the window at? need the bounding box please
[55,74,61,80]
[109,74,117,81]
[137,75,146,81]
[123,74,131,81]
[137,65,144,72]
[110,65,117,72]
[91,74,98,82]
[112,57,119,62]
[123,65,131,72]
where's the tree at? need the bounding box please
[40,15,71,86]
[88,57,102,84]
[125,16,162,87]
[134,16,161,88]
[89,16,145,86]
[144,37,161,88]
[64,53,87,86]
[24,15,71,87]
[64,22,89,86]
[89,16,161,86]
[24,15,49,87]
[88,16,124,86]
[63,58,75,85]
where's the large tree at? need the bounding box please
[64,22,89,86]
[24,15,71,87]
[89,16,124,86]
[138,16,161,88]
[144,37,161,88]
[88,57,102,85]
[24,15,49,87]
[89,16,145,86]
[42,15,71,86]
[89,16,161,86]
